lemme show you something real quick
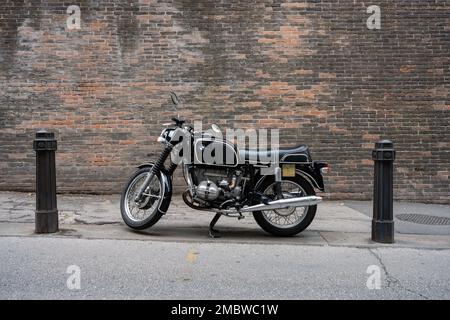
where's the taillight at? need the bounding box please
[320,164,331,174]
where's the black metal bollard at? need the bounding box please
[33,130,58,233]
[371,140,395,243]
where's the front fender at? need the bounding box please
[137,163,172,214]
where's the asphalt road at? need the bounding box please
[1,236,449,299]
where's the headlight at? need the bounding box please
[158,129,176,144]
[158,129,169,142]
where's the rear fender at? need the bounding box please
[137,163,172,214]
[295,163,325,192]
[254,163,325,192]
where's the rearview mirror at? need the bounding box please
[211,124,222,134]
[169,91,179,105]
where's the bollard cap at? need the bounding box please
[35,129,55,139]
[375,139,393,149]
[372,139,395,161]
[33,130,57,151]
[375,139,394,149]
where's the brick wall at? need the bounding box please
[0,0,449,203]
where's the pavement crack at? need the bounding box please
[368,248,430,300]
[317,231,330,246]
[73,218,121,226]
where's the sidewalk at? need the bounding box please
[0,192,449,249]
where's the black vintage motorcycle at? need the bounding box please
[120,93,329,237]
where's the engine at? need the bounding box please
[194,168,244,201]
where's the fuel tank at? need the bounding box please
[194,137,239,167]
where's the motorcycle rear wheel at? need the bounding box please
[253,176,317,236]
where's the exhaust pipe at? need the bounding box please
[241,196,322,212]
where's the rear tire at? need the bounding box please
[253,176,317,236]
[120,167,165,230]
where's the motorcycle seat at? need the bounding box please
[238,144,310,164]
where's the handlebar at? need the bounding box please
[171,117,185,127]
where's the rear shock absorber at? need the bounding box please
[274,166,283,198]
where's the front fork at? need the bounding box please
[134,144,173,203]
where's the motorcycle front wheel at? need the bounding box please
[253,176,317,236]
[120,167,165,230]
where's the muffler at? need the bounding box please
[241,195,322,212]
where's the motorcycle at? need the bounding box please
[120,92,329,237]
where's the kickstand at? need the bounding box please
[209,213,222,238]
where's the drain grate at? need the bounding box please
[396,213,450,225]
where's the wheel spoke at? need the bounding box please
[143,194,161,199]
[123,172,162,223]
[262,180,310,228]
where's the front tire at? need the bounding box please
[253,176,317,236]
[120,167,165,230]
